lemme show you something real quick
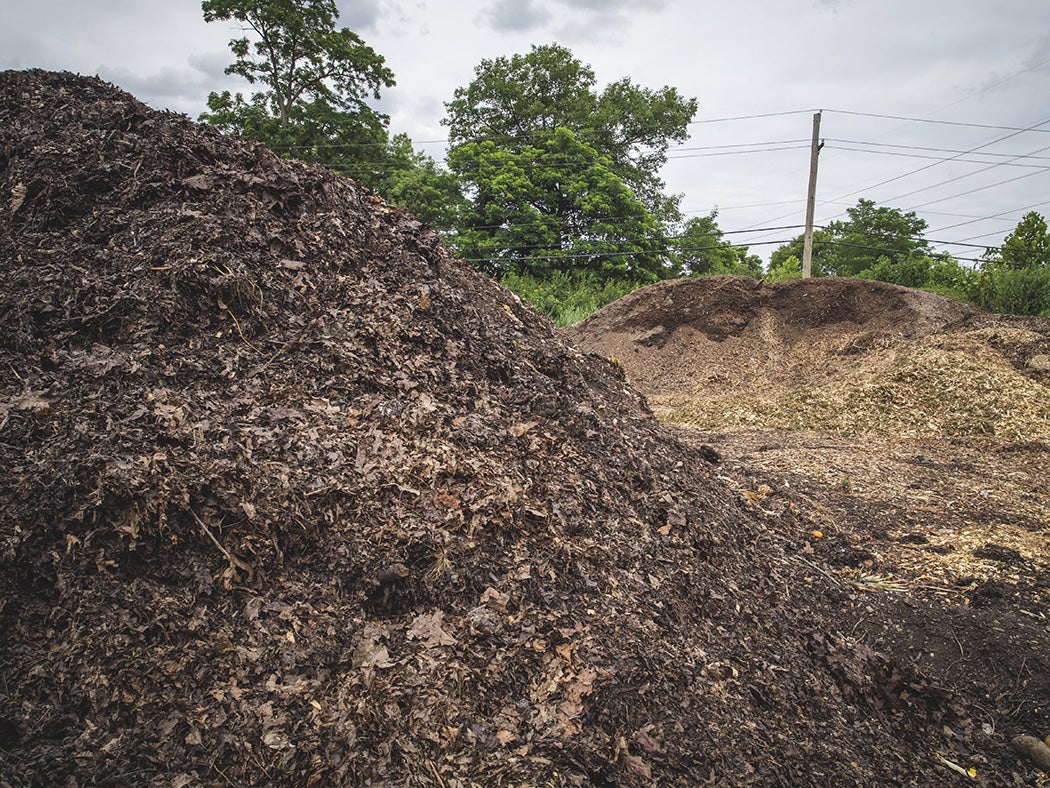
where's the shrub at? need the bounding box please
[971,265,1050,317]
[499,270,639,326]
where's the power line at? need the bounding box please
[666,144,811,160]
[448,224,809,252]
[903,167,1050,211]
[826,144,1050,169]
[824,109,1050,135]
[824,141,1050,169]
[930,199,1050,236]
[814,239,986,265]
[826,138,1050,161]
[460,237,795,265]
[687,110,815,125]
[827,115,1050,205]
[670,139,809,152]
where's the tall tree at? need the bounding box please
[988,211,1050,268]
[822,198,931,277]
[443,44,697,283]
[199,0,395,187]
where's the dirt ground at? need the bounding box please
[568,275,1050,782]
[3,71,1050,786]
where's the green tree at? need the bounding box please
[768,229,832,278]
[823,198,931,277]
[447,130,667,282]
[199,0,395,187]
[376,134,466,230]
[443,44,697,283]
[971,212,1050,316]
[766,254,805,283]
[986,211,1050,268]
[674,211,761,277]
[768,199,930,278]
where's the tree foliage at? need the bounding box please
[447,129,667,282]
[443,44,697,283]
[822,198,932,277]
[377,134,465,230]
[768,199,931,278]
[673,211,762,277]
[768,229,832,278]
[984,211,1050,269]
[199,0,395,187]
[971,212,1050,316]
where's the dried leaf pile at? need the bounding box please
[2,71,1048,785]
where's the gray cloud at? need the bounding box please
[97,62,236,116]
[560,0,667,10]
[484,0,551,32]
[478,0,667,36]
[336,0,383,31]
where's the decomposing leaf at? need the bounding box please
[407,610,458,648]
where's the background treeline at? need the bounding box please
[198,1,1050,325]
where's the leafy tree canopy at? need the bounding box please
[199,0,395,187]
[823,198,931,277]
[442,44,697,283]
[447,129,667,282]
[985,211,1050,269]
[377,134,466,230]
[673,211,762,278]
[444,44,694,210]
[768,229,833,278]
[769,199,931,278]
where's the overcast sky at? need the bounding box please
[3,0,1049,264]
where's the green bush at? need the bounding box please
[766,254,804,283]
[971,265,1050,317]
[499,270,639,326]
[860,255,932,289]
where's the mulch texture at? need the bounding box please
[1,71,1047,785]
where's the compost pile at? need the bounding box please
[567,275,1050,441]
[1,71,1046,785]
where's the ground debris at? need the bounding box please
[1,70,1046,785]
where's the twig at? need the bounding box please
[187,506,252,581]
[792,554,845,588]
[427,760,446,788]
[224,305,262,355]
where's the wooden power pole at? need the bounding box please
[802,111,822,278]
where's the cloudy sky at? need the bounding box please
[3,0,1049,264]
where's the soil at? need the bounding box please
[1,70,1049,786]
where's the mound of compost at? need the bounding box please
[1,71,1045,785]
[566,276,1050,442]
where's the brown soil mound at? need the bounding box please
[567,276,1050,441]
[2,72,1048,785]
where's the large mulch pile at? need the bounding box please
[566,276,1050,441]
[567,275,1050,441]
[2,71,1049,785]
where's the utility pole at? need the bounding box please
[802,110,822,278]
